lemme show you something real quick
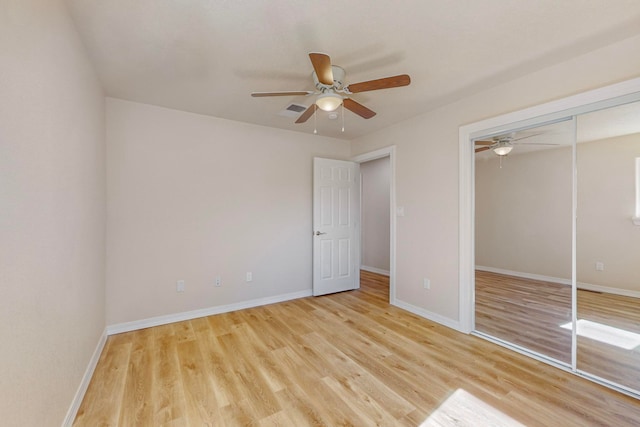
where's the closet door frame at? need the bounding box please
[459,77,640,398]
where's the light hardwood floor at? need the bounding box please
[476,270,640,393]
[74,271,640,426]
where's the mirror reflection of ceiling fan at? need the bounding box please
[251,52,410,124]
[475,133,559,156]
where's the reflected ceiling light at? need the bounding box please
[493,141,513,156]
[316,92,343,112]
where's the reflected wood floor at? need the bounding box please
[74,271,640,426]
[476,270,640,392]
[475,270,573,363]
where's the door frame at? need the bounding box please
[352,146,397,303]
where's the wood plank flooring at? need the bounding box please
[577,288,640,390]
[75,271,640,426]
[475,270,573,362]
[476,270,640,392]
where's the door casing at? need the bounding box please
[352,146,397,304]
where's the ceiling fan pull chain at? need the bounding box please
[499,155,503,169]
[342,102,345,132]
[313,106,318,134]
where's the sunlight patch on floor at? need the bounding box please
[420,389,525,427]
[560,319,640,350]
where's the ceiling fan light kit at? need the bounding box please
[475,132,558,157]
[315,92,343,112]
[250,52,410,130]
[493,142,513,156]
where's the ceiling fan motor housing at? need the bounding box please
[313,66,346,91]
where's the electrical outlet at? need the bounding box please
[176,280,185,292]
[246,272,253,282]
[423,278,430,290]
[595,262,604,271]
[215,276,221,287]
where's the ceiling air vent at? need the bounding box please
[278,103,308,118]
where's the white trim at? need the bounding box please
[393,299,462,332]
[476,265,640,299]
[351,146,394,163]
[475,265,571,285]
[473,331,571,370]
[635,157,640,220]
[61,329,108,427]
[577,282,640,299]
[459,123,475,333]
[571,116,578,371]
[575,370,640,401]
[474,330,640,400]
[106,290,312,335]
[352,145,397,304]
[461,78,640,140]
[360,265,390,276]
[459,76,640,334]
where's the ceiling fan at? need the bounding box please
[475,133,559,156]
[251,52,410,124]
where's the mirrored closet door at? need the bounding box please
[575,101,640,393]
[473,97,640,397]
[474,119,575,365]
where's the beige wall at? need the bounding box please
[106,98,349,325]
[361,157,391,272]
[0,1,106,425]
[475,146,573,279]
[577,133,640,291]
[351,34,640,323]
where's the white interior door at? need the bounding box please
[313,157,360,296]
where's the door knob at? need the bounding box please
[315,231,327,236]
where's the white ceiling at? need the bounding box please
[66,0,640,140]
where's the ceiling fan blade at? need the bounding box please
[251,91,314,97]
[343,98,376,119]
[474,140,495,146]
[475,146,492,153]
[513,142,560,146]
[309,53,334,86]
[512,132,543,142]
[347,74,411,93]
[295,104,317,124]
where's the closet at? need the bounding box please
[464,86,640,398]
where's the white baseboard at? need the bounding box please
[106,289,313,335]
[476,265,572,285]
[577,282,640,299]
[61,329,108,427]
[360,265,390,276]
[393,299,462,332]
[476,265,640,299]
